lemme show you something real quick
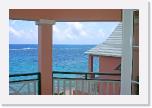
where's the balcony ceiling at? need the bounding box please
[9,9,122,21]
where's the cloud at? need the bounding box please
[9,26,24,37]
[10,20,17,25]
[53,26,60,33]
[98,29,106,37]
[66,22,83,30]
[53,22,108,44]
[72,22,83,30]
[53,25,78,41]
[10,20,37,39]
[80,30,87,36]
[9,20,119,44]
[9,20,38,44]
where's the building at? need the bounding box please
[85,23,122,74]
[85,11,139,94]
[85,23,122,94]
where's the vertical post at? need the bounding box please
[99,56,102,72]
[88,55,94,78]
[120,10,133,95]
[132,11,139,95]
[99,56,102,95]
[38,73,41,95]
[36,19,55,95]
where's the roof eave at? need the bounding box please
[85,52,122,58]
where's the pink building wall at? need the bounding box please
[99,56,121,73]
[98,56,121,95]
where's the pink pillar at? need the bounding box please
[36,19,55,95]
[88,55,94,78]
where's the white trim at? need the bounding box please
[120,10,133,95]
[36,19,55,25]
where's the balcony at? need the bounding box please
[9,71,123,95]
[9,71,139,95]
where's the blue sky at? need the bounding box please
[9,20,120,45]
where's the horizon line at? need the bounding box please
[9,43,98,45]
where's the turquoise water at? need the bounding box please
[9,44,99,75]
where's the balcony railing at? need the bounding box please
[53,71,121,95]
[9,72,40,95]
[9,71,138,95]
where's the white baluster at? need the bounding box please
[63,79,66,95]
[75,80,78,95]
[69,80,72,95]
[33,81,36,95]
[57,79,60,95]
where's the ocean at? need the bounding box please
[9,44,99,75]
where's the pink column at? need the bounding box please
[36,19,55,95]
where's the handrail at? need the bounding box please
[9,71,120,81]
[9,72,40,84]
[53,77,120,81]
[9,79,39,83]
[9,71,120,77]
[9,72,40,77]
[53,71,120,81]
[53,71,121,76]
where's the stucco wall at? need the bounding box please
[98,56,121,95]
[99,56,121,73]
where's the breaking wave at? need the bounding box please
[10,48,37,51]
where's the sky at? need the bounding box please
[9,20,120,45]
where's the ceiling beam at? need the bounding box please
[9,9,122,21]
